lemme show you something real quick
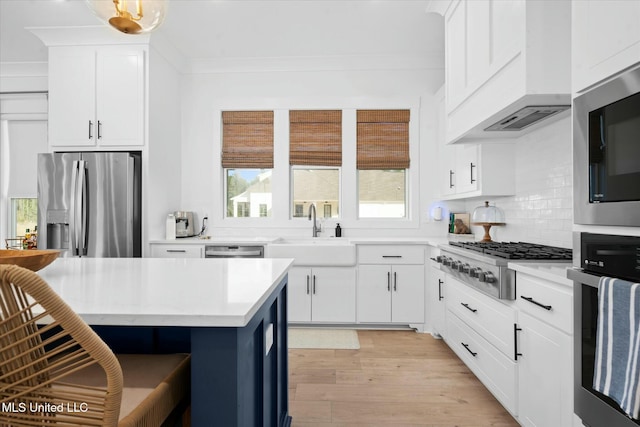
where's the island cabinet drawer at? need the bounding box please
[357,245,425,265]
[516,273,572,334]
[150,244,203,258]
[446,311,517,415]
[446,276,516,357]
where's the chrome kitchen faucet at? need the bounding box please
[308,204,321,237]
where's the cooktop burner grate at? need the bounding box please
[448,241,572,260]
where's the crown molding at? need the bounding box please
[28,25,151,47]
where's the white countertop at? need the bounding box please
[508,261,573,287]
[149,236,281,245]
[37,257,293,328]
[150,236,463,247]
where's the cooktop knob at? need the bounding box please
[443,258,452,266]
[478,271,496,283]
[451,260,460,269]
[470,267,482,278]
[458,263,470,273]
[436,255,444,263]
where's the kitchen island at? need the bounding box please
[38,257,294,427]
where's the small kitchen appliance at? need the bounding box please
[174,211,196,238]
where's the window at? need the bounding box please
[9,198,38,245]
[357,110,410,218]
[222,111,274,218]
[289,110,342,219]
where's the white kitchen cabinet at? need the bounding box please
[428,253,446,338]
[440,143,515,200]
[516,311,572,427]
[48,45,145,148]
[358,264,425,324]
[149,244,203,258]
[436,85,515,200]
[515,272,573,427]
[357,245,425,325]
[572,0,640,93]
[288,266,356,323]
[444,0,570,143]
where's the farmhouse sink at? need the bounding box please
[266,238,356,266]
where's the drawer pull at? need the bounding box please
[166,249,187,253]
[461,302,477,313]
[382,255,402,258]
[521,296,552,311]
[461,342,477,357]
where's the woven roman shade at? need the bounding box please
[290,110,342,166]
[357,109,410,170]
[222,111,274,168]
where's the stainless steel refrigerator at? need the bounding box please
[37,152,142,257]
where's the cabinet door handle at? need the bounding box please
[514,323,523,361]
[520,296,552,311]
[470,162,476,183]
[461,342,477,357]
[97,120,102,139]
[306,275,310,295]
[438,279,444,301]
[461,302,477,313]
[313,275,316,294]
[166,249,186,253]
[393,271,397,291]
[387,272,391,291]
[449,170,455,188]
[88,120,93,139]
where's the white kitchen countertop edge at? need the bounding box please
[37,257,294,328]
[508,261,573,287]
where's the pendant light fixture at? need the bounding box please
[85,0,168,34]
[471,201,505,242]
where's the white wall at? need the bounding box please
[179,66,455,239]
[465,116,573,248]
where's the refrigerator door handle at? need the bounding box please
[69,160,80,256]
[79,160,88,256]
[126,157,134,257]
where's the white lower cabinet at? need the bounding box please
[357,264,425,324]
[149,244,203,258]
[446,311,517,415]
[516,311,572,427]
[288,266,356,323]
[428,256,446,337]
[515,272,574,427]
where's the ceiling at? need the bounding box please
[0,0,444,67]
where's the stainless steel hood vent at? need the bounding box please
[484,105,570,131]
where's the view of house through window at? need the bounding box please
[10,198,38,242]
[291,169,339,218]
[358,170,406,218]
[226,169,272,218]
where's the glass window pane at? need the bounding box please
[226,169,272,218]
[292,169,339,219]
[10,198,38,242]
[358,170,406,218]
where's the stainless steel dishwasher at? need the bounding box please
[204,245,264,258]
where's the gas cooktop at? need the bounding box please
[448,241,572,261]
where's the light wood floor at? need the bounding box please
[288,330,519,427]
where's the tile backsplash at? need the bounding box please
[466,116,573,248]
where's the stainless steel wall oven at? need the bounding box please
[569,233,640,427]
[573,65,640,226]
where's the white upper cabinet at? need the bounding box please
[48,45,145,148]
[436,86,515,200]
[572,0,640,93]
[444,0,571,144]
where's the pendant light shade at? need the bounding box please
[472,201,505,242]
[86,0,168,34]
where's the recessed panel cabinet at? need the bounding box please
[288,266,356,323]
[357,245,426,325]
[48,45,145,148]
[572,0,640,93]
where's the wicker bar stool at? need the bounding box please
[0,264,191,427]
